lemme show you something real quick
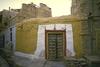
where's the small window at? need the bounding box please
[10,28,12,31]
[9,16,11,18]
[4,22,8,26]
[10,32,12,41]
[0,15,2,23]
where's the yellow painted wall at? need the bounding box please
[16,16,83,58]
[16,23,38,53]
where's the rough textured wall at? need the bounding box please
[17,3,37,19]
[0,35,4,48]
[71,0,100,56]
[92,0,100,16]
[71,0,90,17]
[0,10,17,49]
[14,3,52,23]
[71,0,100,17]
[96,29,100,56]
[37,3,52,18]
[4,25,16,51]
[0,10,17,25]
[16,16,83,58]
[94,17,100,56]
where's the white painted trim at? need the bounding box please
[34,24,75,58]
[15,24,75,59]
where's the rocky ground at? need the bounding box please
[15,56,66,67]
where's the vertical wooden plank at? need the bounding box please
[45,30,66,60]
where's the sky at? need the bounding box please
[0,0,72,17]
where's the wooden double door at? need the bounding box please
[45,30,66,60]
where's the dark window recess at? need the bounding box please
[0,35,5,48]
[10,32,12,41]
[17,9,20,12]
[3,35,5,47]
[10,28,13,41]
[9,16,11,18]
[0,15,2,23]
[23,16,26,19]
[10,28,12,31]
[4,22,8,26]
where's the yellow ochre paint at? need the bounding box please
[16,16,83,58]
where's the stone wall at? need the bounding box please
[0,10,17,51]
[0,3,52,53]
[71,0,100,17]
[0,10,17,33]
[0,10,17,29]
[0,34,4,48]
[0,3,52,28]
[4,25,16,51]
[16,16,83,58]
[17,3,37,20]
[14,3,52,23]
[37,3,52,18]
[71,0,100,56]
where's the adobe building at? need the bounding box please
[16,16,83,60]
[0,3,52,51]
[0,3,52,66]
[13,3,52,23]
[71,0,100,56]
[0,1,100,64]
[15,0,100,62]
[0,10,17,48]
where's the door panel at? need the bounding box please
[48,34,56,60]
[45,31,66,60]
[56,34,63,59]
